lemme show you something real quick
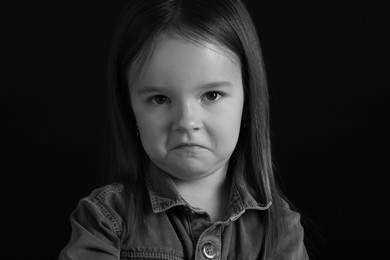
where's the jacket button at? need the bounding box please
[202,242,217,259]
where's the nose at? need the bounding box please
[173,101,202,133]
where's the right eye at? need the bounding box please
[150,95,169,105]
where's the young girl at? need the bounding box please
[59,0,309,259]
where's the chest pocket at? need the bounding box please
[120,249,184,260]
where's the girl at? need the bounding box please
[59,0,309,259]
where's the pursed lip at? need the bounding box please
[171,142,208,150]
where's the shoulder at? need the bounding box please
[280,199,303,231]
[82,183,127,213]
[59,183,127,259]
[87,182,126,204]
[275,199,309,259]
[73,183,129,237]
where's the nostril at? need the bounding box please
[175,125,201,133]
[174,118,201,133]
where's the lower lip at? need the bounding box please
[173,145,205,151]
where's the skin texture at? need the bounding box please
[130,35,244,217]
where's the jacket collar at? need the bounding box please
[146,164,187,213]
[146,163,272,219]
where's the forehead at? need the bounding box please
[128,34,241,90]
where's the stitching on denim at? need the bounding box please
[146,177,187,213]
[94,183,125,201]
[227,183,273,222]
[156,199,187,212]
[216,226,222,260]
[87,184,125,237]
[227,183,244,220]
[146,177,159,211]
[120,249,184,260]
[88,197,123,237]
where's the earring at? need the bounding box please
[242,115,249,128]
[136,125,140,136]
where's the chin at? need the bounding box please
[166,163,212,180]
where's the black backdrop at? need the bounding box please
[2,0,388,259]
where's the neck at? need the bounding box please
[172,164,230,222]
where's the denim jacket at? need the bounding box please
[59,168,309,260]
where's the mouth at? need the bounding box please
[171,143,207,150]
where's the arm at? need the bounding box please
[58,197,121,260]
[275,206,310,260]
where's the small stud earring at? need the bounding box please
[242,114,250,128]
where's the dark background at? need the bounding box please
[2,0,388,259]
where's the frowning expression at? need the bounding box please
[130,35,244,181]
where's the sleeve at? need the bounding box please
[58,197,121,260]
[275,206,310,260]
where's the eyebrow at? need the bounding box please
[136,81,233,95]
[199,81,233,90]
[135,86,166,95]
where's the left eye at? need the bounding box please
[204,92,222,101]
[150,95,169,104]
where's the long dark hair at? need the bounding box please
[104,0,286,258]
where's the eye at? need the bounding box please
[203,91,222,102]
[150,95,169,105]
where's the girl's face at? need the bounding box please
[130,35,244,181]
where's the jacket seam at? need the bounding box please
[120,249,184,260]
[87,185,125,237]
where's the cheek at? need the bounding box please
[138,118,161,140]
[223,115,242,141]
[137,115,169,152]
[210,104,243,147]
[132,104,160,136]
[137,123,161,160]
